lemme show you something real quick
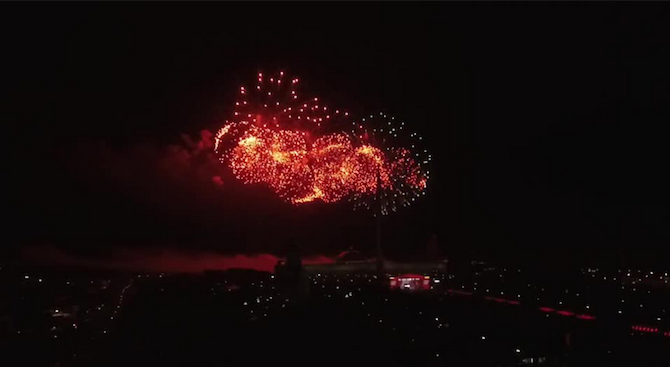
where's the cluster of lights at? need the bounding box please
[240,270,669,362]
[214,71,429,212]
[631,325,660,333]
[15,276,135,348]
[236,277,289,321]
[445,265,670,338]
[310,272,536,360]
[348,113,431,215]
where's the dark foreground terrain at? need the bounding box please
[3,265,669,367]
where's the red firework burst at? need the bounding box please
[215,71,430,212]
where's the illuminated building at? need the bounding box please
[302,249,446,289]
[389,274,431,291]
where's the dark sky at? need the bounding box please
[5,4,670,268]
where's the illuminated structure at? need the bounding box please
[389,274,431,291]
[302,249,446,286]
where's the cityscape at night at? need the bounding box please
[2,261,669,366]
[3,4,669,367]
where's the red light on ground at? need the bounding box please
[556,311,575,316]
[632,325,660,333]
[539,307,555,312]
[507,300,521,305]
[575,314,596,320]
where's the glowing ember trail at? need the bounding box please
[214,71,430,213]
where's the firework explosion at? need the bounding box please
[214,71,430,214]
[347,112,431,214]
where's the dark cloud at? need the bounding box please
[98,129,223,193]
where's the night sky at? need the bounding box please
[5,5,670,268]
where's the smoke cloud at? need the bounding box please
[22,246,335,273]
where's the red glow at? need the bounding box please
[556,310,575,316]
[23,246,336,273]
[211,175,224,186]
[632,325,659,333]
[575,314,596,320]
[539,307,555,312]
